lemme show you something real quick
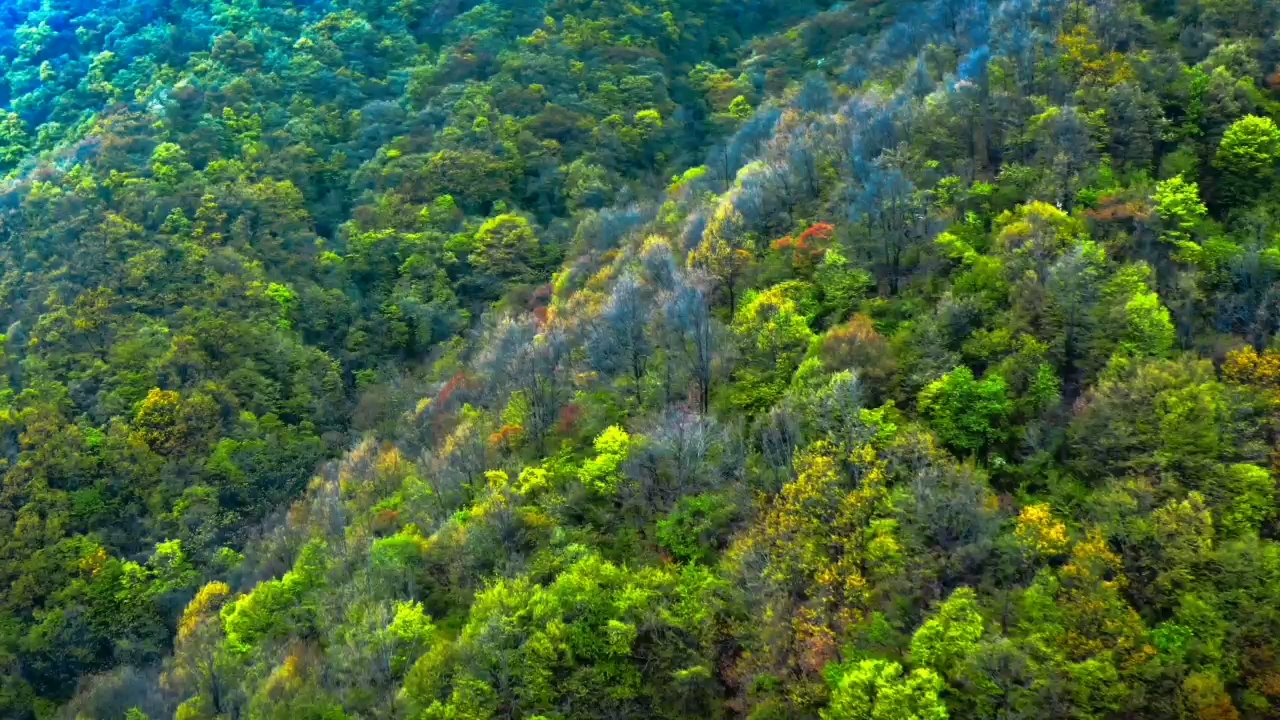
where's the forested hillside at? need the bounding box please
[3,0,1280,717]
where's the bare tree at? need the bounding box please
[663,276,719,414]
[586,273,653,405]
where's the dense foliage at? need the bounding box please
[4,0,1280,718]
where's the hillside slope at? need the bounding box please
[9,0,1280,718]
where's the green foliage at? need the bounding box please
[222,539,328,654]
[1069,357,1242,486]
[150,142,193,185]
[657,492,740,564]
[0,111,30,170]
[1214,115,1280,205]
[730,282,817,414]
[917,367,1012,454]
[815,249,874,322]
[822,659,948,720]
[385,601,437,676]
[1120,291,1175,358]
[470,214,543,285]
[402,550,728,719]
[265,283,299,329]
[1153,174,1208,244]
[909,588,985,676]
[2,0,816,706]
[578,425,632,494]
[1221,463,1275,536]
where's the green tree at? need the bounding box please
[822,659,948,720]
[1214,114,1280,206]
[151,142,193,185]
[729,282,816,414]
[0,111,30,170]
[1120,290,1175,357]
[1153,174,1207,246]
[657,492,740,564]
[910,588,986,678]
[1220,463,1275,536]
[579,425,632,494]
[401,551,727,719]
[688,201,754,315]
[917,367,1012,454]
[469,214,543,286]
[221,539,328,654]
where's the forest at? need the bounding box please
[1,0,1280,717]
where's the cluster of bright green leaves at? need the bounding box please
[917,367,1011,455]
[401,549,729,720]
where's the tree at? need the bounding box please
[150,142,193,185]
[818,315,897,404]
[0,111,31,170]
[370,526,430,598]
[415,149,514,212]
[1014,503,1070,559]
[995,201,1086,283]
[400,551,728,719]
[1153,174,1207,246]
[729,282,816,415]
[167,582,243,720]
[640,409,723,507]
[728,442,901,685]
[851,167,924,296]
[917,367,1012,455]
[689,200,755,315]
[587,273,653,404]
[384,601,437,677]
[221,539,329,654]
[657,492,740,564]
[1220,463,1274,537]
[910,588,986,678]
[1213,115,1280,206]
[663,279,718,414]
[1044,242,1105,397]
[822,659,948,720]
[1067,357,1242,488]
[469,213,543,286]
[1120,290,1175,357]
[579,425,632,494]
[476,317,570,450]
[813,247,872,322]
